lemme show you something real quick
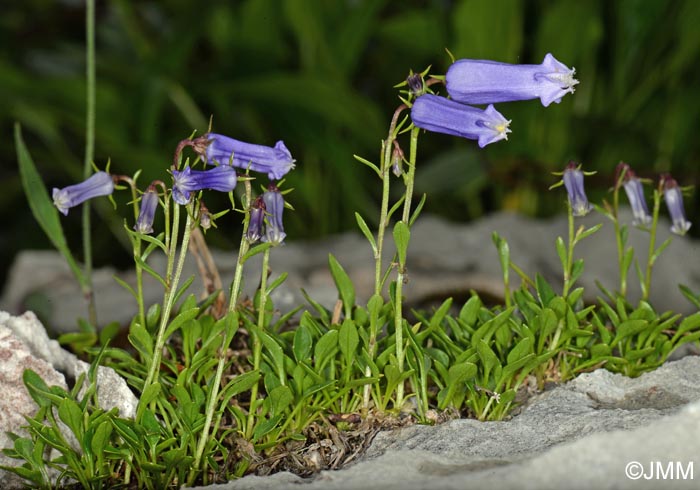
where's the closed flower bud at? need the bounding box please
[247,196,266,243]
[391,144,405,177]
[616,163,651,227]
[661,174,691,236]
[262,185,286,245]
[406,73,424,96]
[562,162,592,217]
[134,185,159,234]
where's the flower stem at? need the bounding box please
[229,178,253,312]
[562,200,575,298]
[611,183,627,298]
[82,0,97,326]
[643,189,662,301]
[364,105,405,413]
[141,204,194,399]
[394,126,420,410]
[246,247,271,438]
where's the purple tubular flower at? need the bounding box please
[134,186,159,234]
[171,165,238,205]
[562,162,592,217]
[204,133,295,180]
[411,94,511,148]
[262,186,286,245]
[52,171,114,216]
[618,166,651,227]
[446,53,579,107]
[662,175,691,236]
[247,196,266,243]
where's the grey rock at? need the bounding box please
[0,311,137,488]
[189,356,700,490]
[3,211,699,334]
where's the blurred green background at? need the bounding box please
[2,0,699,285]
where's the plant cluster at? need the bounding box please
[4,50,700,490]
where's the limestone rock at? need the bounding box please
[189,356,700,490]
[0,311,137,488]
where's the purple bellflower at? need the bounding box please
[616,163,651,227]
[446,53,579,107]
[204,133,295,180]
[247,196,266,244]
[662,175,691,236]
[53,171,114,216]
[172,165,238,205]
[562,162,592,217]
[262,185,286,245]
[411,94,511,148]
[134,185,159,234]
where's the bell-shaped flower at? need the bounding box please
[134,185,159,234]
[411,94,511,148]
[562,162,592,217]
[171,165,237,205]
[247,195,266,244]
[262,185,286,245]
[204,133,295,180]
[446,53,579,107]
[617,163,651,227]
[53,171,114,216]
[662,175,691,235]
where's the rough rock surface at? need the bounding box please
[0,311,137,489]
[2,211,699,333]
[190,356,700,490]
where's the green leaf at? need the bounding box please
[293,324,313,362]
[448,361,477,384]
[650,236,673,265]
[164,307,200,339]
[242,242,273,264]
[256,329,285,383]
[314,330,339,370]
[15,124,84,285]
[476,339,500,379]
[459,295,482,327]
[221,370,261,404]
[622,247,634,275]
[355,212,377,253]
[679,285,700,310]
[266,385,293,418]
[328,254,355,319]
[555,236,567,271]
[507,337,532,364]
[136,383,161,420]
[23,370,60,408]
[91,420,113,458]
[252,414,282,443]
[339,319,359,364]
[393,221,410,267]
[409,193,427,227]
[535,273,556,307]
[611,319,649,347]
[58,398,84,439]
[128,322,154,361]
[570,259,585,285]
[590,343,611,358]
[576,223,603,241]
